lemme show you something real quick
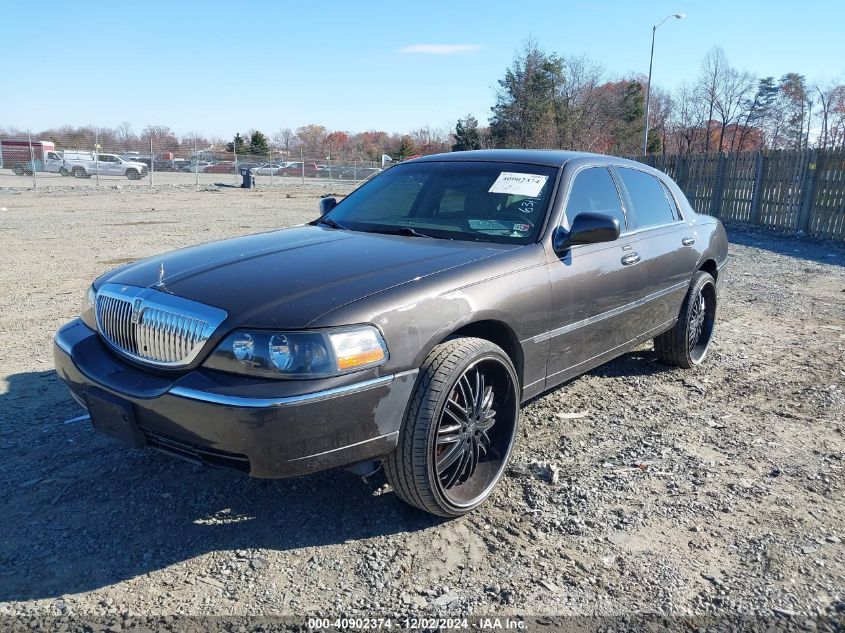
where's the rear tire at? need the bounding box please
[60,167,69,176]
[654,271,717,369]
[72,167,88,179]
[385,337,520,517]
[13,164,24,176]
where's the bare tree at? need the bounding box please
[646,85,675,155]
[697,48,729,152]
[273,127,298,156]
[295,124,327,157]
[713,67,756,151]
[140,125,179,154]
[668,82,706,154]
[115,122,137,152]
[814,82,845,148]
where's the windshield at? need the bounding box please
[324,161,558,244]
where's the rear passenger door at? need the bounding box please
[614,167,699,330]
[544,166,650,386]
[96,155,114,175]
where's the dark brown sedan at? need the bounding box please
[54,150,728,517]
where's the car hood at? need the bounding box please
[99,225,512,328]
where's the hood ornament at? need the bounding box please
[158,262,165,287]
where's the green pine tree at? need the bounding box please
[452,115,482,151]
[227,133,247,154]
[396,135,415,159]
[248,131,270,156]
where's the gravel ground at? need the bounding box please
[0,185,843,630]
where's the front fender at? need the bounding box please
[309,246,552,399]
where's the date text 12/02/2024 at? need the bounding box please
[306,617,526,630]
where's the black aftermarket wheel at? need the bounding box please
[654,270,717,369]
[385,337,520,517]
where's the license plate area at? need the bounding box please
[85,389,146,448]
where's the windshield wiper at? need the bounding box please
[315,216,348,230]
[371,226,436,239]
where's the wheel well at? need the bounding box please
[699,259,718,281]
[446,320,524,387]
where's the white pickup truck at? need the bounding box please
[65,153,149,180]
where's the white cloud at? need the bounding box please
[399,44,482,55]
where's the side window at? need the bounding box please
[563,167,626,232]
[617,168,677,228]
[660,181,682,220]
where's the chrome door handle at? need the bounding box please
[621,253,641,266]
[682,237,695,246]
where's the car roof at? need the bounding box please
[409,149,650,170]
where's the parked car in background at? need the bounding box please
[353,167,382,180]
[205,161,236,174]
[153,159,180,172]
[181,161,212,172]
[252,163,284,175]
[65,153,149,180]
[278,162,319,177]
[54,149,727,517]
[121,155,152,168]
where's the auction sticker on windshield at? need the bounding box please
[488,172,548,197]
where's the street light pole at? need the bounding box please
[642,13,686,156]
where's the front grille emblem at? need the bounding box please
[131,298,143,324]
[95,283,227,367]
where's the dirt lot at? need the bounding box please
[0,185,843,629]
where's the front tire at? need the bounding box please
[654,270,717,369]
[60,167,69,176]
[385,337,520,517]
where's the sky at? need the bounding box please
[2,0,843,138]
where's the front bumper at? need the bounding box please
[54,319,417,478]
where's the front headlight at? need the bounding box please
[81,286,97,330]
[203,325,388,379]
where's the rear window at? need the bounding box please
[617,168,677,229]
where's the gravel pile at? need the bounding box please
[0,187,842,629]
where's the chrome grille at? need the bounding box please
[95,283,227,367]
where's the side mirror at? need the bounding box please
[319,196,337,215]
[553,212,620,253]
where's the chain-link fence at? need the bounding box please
[0,131,386,188]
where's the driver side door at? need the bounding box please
[544,165,650,387]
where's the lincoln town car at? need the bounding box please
[54,150,728,517]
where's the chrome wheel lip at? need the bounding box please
[431,354,519,510]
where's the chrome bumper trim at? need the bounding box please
[168,371,413,409]
[54,331,73,355]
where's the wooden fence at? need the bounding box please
[628,149,845,240]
